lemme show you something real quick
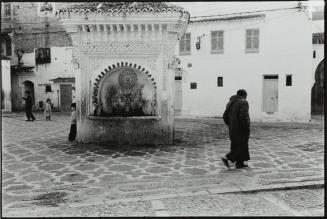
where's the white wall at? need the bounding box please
[1,59,12,112]
[312,19,324,81]
[175,9,312,122]
[17,46,78,109]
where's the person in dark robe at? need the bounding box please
[221,89,250,169]
[68,103,77,141]
[22,91,35,121]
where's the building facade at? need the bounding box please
[1,2,78,112]
[174,4,314,122]
[311,7,324,114]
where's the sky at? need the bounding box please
[172,1,325,17]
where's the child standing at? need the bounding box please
[68,103,77,141]
[44,98,52,120]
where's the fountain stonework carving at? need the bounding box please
[57,2,189,145]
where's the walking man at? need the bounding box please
[221,89,250,169]
[22,91,35,121]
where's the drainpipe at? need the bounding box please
[57,89,60,112]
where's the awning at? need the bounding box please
[49,77,75,83]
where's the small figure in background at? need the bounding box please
[68,103,77,141]
[22,91,35,121]
[44,98,52,120]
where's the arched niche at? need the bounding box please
[92,62,157,117]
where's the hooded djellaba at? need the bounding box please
[222,89,250,168]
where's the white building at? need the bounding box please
[12,46,78,111]
[174,3,313,122]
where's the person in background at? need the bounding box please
[68,103,77,141]
[221,89,250,169]
[22,91,35,121]
[44,98,52,120]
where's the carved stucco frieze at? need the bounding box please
[71,39,175,70]
[76,40,165,54]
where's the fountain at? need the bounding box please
[57,2,189,145]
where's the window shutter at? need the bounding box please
[218,37,223,50]
[246,37,252,49]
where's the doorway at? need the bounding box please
[262,75,278,113]
[174,76,182,116]
[60,84,72,112]
[311,59,324,114]
[23,80,35,106]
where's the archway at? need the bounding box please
[23,80,35,106]
[311,59,324,114]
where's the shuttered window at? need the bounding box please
[179,33,191,55]
[211,31,224,54]
[245,29,259,53]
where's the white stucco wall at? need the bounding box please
[175,9,312,122]
[312,19,324,82]
[1,59,12,112]
[17,46,78,109]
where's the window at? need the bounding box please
[45,85,52,92]
[1,37,12,56]
[175,76,182,80]
[35,48,51,64]
[217,77,223,87]
[211,31,224,54]
[179,33,191,55]
[286,75,292,86]
[246,29,259,53]
[313,50,316,58]
[190,82,197,89]
[4,3,11,18]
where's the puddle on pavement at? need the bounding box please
[32,192,68,207]
[293,142,323,152]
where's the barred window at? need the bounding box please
[313,33,324,44]
[190,82,197,89]
[35,48,51,64]
[179,33,191,55]
[246,29,259,53]
[45,85,52,92]
[217,77,223,87]
[211,31,224,54]
[286,75,292,86]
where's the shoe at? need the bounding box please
[236,164,248,169]
[221,157,230,168]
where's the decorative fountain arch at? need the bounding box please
[92,62,157,117]
[57,2,189,145]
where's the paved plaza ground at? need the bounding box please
[1,112,324,216]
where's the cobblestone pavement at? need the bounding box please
[1,112,324,216]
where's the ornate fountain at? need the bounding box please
[57,2,189,145]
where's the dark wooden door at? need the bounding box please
[60,84,72,112]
